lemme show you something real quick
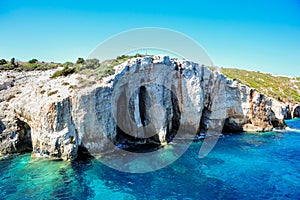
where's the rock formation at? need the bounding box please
[292,105,300,118]
[0,56,297,160]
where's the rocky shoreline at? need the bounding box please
[0,56,299,160]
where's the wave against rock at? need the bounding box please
[0,56,296,160]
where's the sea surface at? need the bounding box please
[1,119,300,200]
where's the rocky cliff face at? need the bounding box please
[0,56,297,160]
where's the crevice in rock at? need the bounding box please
[66,97,80,160]
[139,86,150,126]
[249,89,255,119]
[199,73,215,135]
[0,120,5,135]
[167,85,181,141]
[199,108,210,134]
[116,84,130,141]
[16,119,32,153]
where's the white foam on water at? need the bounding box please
[285,127,300,133]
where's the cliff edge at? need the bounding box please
[0,56,298,160]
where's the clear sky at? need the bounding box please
[0,0,300,76]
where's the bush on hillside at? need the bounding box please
[76,58,85,64]
[10,57,15,65]
[0,59,7,65]
[28,59,38,64]
[50,66,75,78]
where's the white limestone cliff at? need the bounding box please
[0,56,296,160]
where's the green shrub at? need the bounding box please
[62,61,74,68]
[21,63,40,71]
[62,82,70,86]
[101,66,114,76]
[36,63,59,70]
[50,67,75,78]
[10,57,15,65]
[28,59,38,64]
[47,90,58,96]
[76,58,85,64]
[0,61,59,71]
[116,55,127,60]
[0,59,7,65]
[68,85,76,90]
[0,63,14,70]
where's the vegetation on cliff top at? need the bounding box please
[51,55,137,80]
[2,56,299,103]
[0,55,137,80]
[221,68,300,103]
[0,58,59,71]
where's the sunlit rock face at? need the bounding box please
[0,70,79,160]
[13,94,78,160]
[0,56,293,160]
[71,86,116,156]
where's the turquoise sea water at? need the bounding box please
[1,119,300,200]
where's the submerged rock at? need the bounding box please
[0,56,295,160]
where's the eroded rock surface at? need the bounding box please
[0,56,295,160]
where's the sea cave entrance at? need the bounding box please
[115,84,181,152]
[293,106,300,118]
[16,119,33,153]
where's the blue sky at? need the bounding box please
[0,0,300,76]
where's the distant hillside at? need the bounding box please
[220,68,300,103]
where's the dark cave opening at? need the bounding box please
[116,85,161,152]
[167,85,181,141]
[16,119,33,153]
[293,106,300,118]
[115,84,182,152]
[221,117,243,133]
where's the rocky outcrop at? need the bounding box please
[201,72,289,133]
[0,56,295,160]
[0,71,78,160]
